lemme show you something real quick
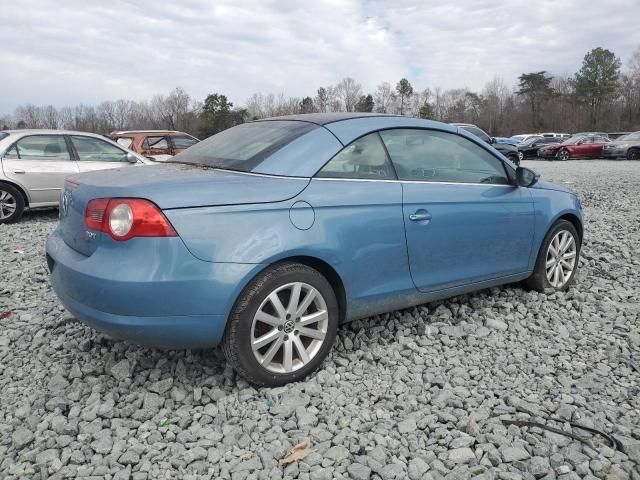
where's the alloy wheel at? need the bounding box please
[627,149,640,160]
[559,149,570,161]
[545,230,577,288]
[0,190,17,220]
[251,282,329,373]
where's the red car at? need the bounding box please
[539,134,610,160]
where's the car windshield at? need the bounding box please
[620,132,640,141]
[0,132,8,141]
[170,121,317,173]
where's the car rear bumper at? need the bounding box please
[46,228,260,348]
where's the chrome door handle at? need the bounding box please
[409,210,432,222]
[13,170,26,174]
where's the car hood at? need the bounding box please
[531,179,576,195]
[68,163,310,209]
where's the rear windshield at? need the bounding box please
[170,121,317,173]
[0,132,8,141]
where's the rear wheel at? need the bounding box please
[558,148,570,161]
[627,148,640,160]
[525,220,580,292]
[0,184,25,224]
[222,262,339,386]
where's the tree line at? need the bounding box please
[2,47,639,139]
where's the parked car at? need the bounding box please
[512,134,542,143]
[513,134,543,144]
[541,133,571,139]
[517,137,562,161]
[450,123,521,164]
[0,130,150,223]
[602,131,640,159]
[538,134,610,160]
[110,130,200,161]
[47,113,583,386]
[607,132,632,141]
[494,137,520,147]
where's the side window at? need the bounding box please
[316,133,395,180]
[170,135,199,149]
[115,137,133,148]
[8,135,70,160]
[71,136,128,162]
[143,136,169,150]
[380,129,510,185]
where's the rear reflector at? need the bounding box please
[85,198,176,241]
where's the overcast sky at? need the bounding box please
[1,0,638,112]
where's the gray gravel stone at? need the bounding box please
[449,448,476,464]
[347,462,372,480]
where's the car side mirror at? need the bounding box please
[516,166,539,187]
[126,152,139,163]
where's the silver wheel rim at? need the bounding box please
[251,282,328,373]
[546,230,577,288]
[0,190,17,219]
[560,150,568,160]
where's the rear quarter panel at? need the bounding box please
[164,178,414,321]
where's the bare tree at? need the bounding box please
[374,82,395,113]
[335,78,362,112]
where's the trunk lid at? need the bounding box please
[58,164,310,256]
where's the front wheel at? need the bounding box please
[525,220,580,292]
[557,148,570,161]
[222,262,339,386]
[508,153,520,165]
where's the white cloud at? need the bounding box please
[1,0,638,112]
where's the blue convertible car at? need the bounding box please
[47,113,583,386]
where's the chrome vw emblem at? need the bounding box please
[60,190,72,218]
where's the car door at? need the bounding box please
[2,134,78,205]
[304,132,410,318]
[70,135,138,173]
[379,128,535,292]
[572,136,594,157]
[141,135,172,161]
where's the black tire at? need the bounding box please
[222,262,339,387]
[524,220,581,292]
[557,148,570,161]
[0,183,25,224]
[627,148,640,160]
[508,153,520,166]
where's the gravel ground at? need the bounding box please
[1,159,639,480]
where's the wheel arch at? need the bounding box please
[237,255,347,324]
[274,255,347,323]
[0,180,29,206]
[556,213,583,245]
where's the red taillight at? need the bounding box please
[84,198,177,241]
